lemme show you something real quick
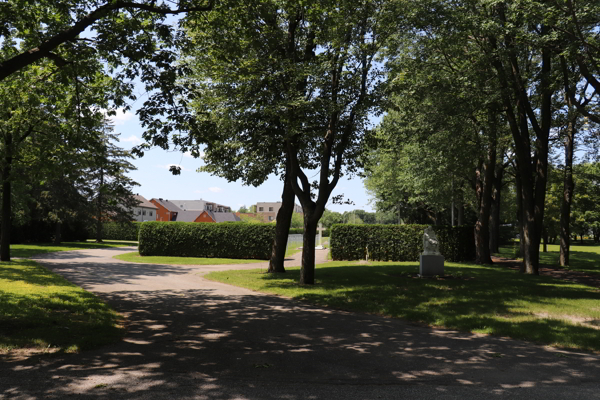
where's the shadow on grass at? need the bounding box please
[250,262,600,352]
[0,260,123,351]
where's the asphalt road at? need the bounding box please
[1,247,599,399]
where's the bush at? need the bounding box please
[139,221,276,259]
[98,221,141,241]
[330,224,475,262]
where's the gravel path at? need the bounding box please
[1,247,599,399]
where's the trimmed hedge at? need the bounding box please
[139,221,276,260]
[99,221,141,241]
[330,224,475,262]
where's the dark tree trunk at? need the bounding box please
[300,213,317,285]
[95,169,104,243]
[54,222,62,245]
[542,225,548,253]
[457,203,464,226]
[489,163,504,253]
[489,21,552,275]
[515,167,525,259]
[475,117,497,264]
[268,172,295,273]
[560,71,576,266]
[1,132,12,262]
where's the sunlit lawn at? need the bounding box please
[0,259,124,352]
[11,240,137,258]
[497,241,600,276]
[206,260,600,352]
[114,252,263,265]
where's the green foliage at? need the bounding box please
[138,222,276,260]
[290,212,304,229]
[98,222,141,241]
[330,224,475,262]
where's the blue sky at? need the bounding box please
[110,109,376,214]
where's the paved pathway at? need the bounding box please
[1,247,600,399]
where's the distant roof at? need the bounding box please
[170,200,207,211]
[151,198,181,212]
[206,211,241,223]
[170,199,232,211]
[174,210,203,222]
[134,195,158,209]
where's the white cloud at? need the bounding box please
[102,108,135,125]
[122,135,142,144]
[208,187,223,193]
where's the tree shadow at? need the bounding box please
[2,287,600,399]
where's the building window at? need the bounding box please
[138,210,141,215]
[150,211,153,216]
[142,210,146,215]
[269,207,274,211]
[259,207,264,211]
[268,216,274,221]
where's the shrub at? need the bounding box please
[93,222,141,241]
[139,221,276,260]
[330,224,475,262]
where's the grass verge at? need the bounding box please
[497,242,600,276]
[0,259,124,353]
[205,260,600,352]
[11,241,138,258]
[114,252,264,265]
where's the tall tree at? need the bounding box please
[166,0,393,284]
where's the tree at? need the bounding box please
[85,122,139,243]
[238,205,249,213]
[319,209,343,229]
[176,0,393,284]
[0,0,212,82]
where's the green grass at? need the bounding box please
[11,240,137,258]
[0,259,124,352]
[205,260,600,352]
[497,242,600,276]
[114,252,264,265]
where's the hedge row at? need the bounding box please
[97,221,141,241]
[330,224,475,262]
[139,221,276,259]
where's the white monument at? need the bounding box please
[419,226,444,276]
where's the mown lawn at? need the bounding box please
[0,259,124,352]
[497,242,600,276]
[114,252,264,265]
[11,240,137,258]
[205,260,600,352]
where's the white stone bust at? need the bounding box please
[422,226,441,255]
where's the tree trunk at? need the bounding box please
[457,203,464,226]
[489,164,504,253]
[542,226,547,253]
[475,118,497,264]
[560,90,576,266]
[268,174,295,273]
[0,132,12,262]
[515,167,524,259]
[54,222,62,245]
[95,168,104,243]
[300,213,317,285]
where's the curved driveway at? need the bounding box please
[1,247,599,399]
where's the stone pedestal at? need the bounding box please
[419,254,445,277]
